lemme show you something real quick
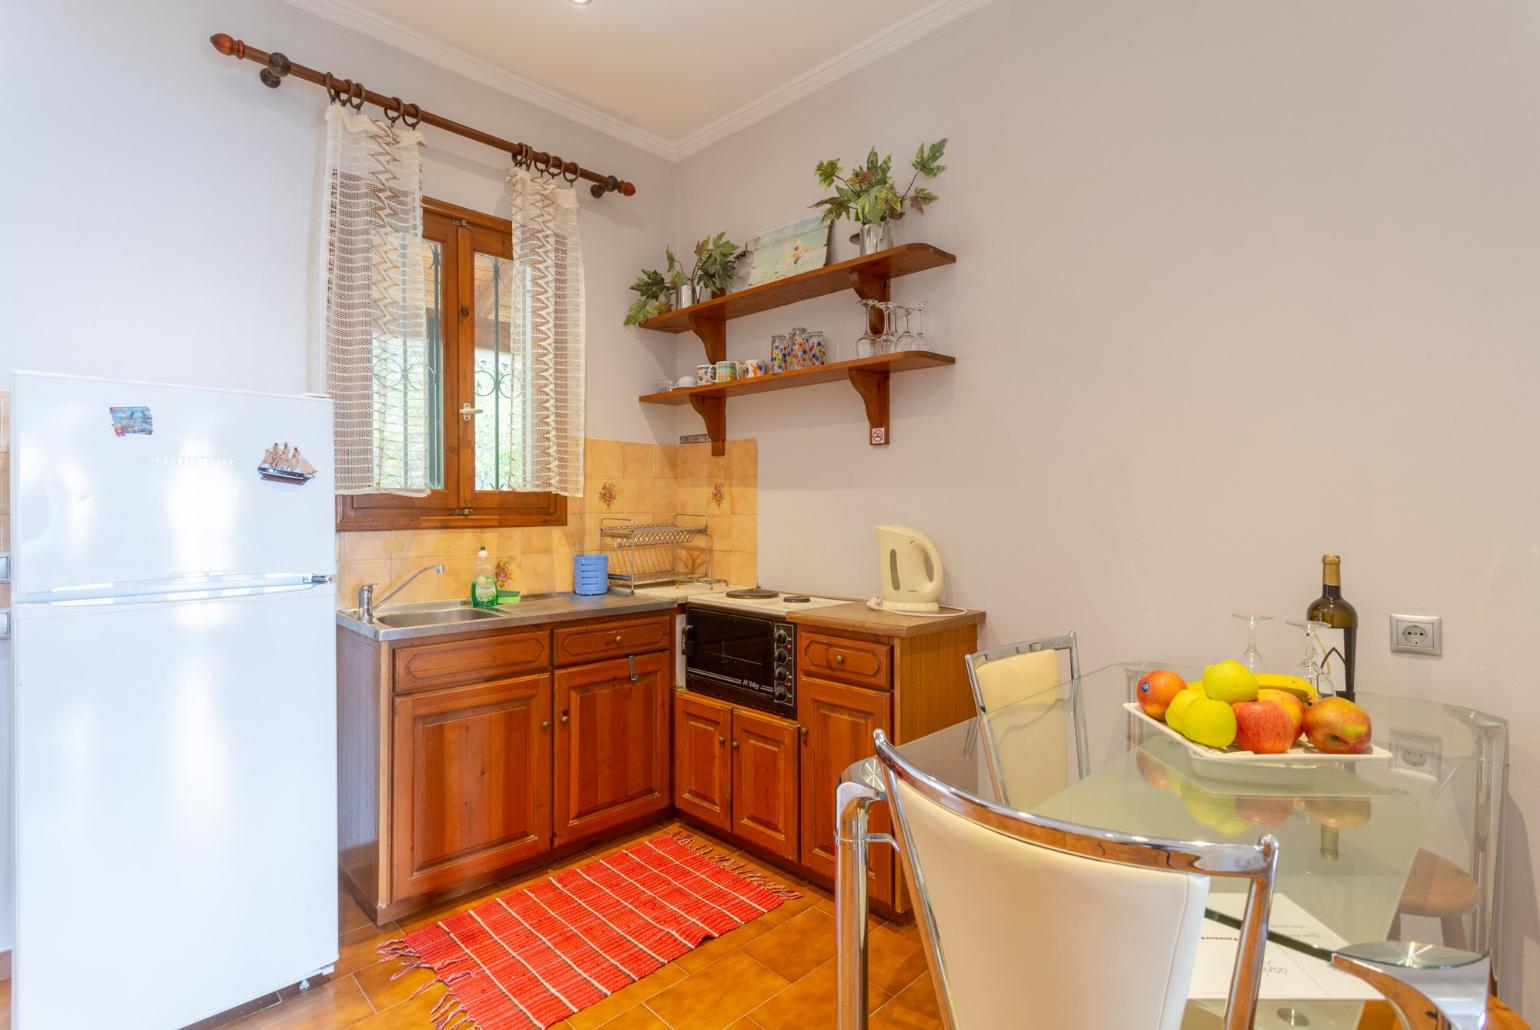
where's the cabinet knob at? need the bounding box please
[798,725,809,737]
[833,653,845,665]
[717,735,725,745]
[614,634,624,644]
[541,720,551,729]
[731,740,740,749]
[561,713,570,724]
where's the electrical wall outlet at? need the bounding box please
[1390,614,1442,656]
[1389,731,1442,781]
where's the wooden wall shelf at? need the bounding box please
[636,243,957,454]
[640,352,954,453]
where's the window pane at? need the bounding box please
[370,238,444,492]
[473,251,527,491]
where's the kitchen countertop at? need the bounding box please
[336,590,679,642]
[787,601,985,638]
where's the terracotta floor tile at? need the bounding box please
[743,908,837,982]
[746,956,889,1030]
[396,878,520,933]
[814,896,888,935]
[334,922,405,979]
[565,964,688,1030]
[595,1005,671,1029]
[673,914,774,974]
[644,951,789,1030]
[225,977,374,1029]
[353,951,442,1013]
[869,1002,945,1030]
[865,923,930,995]
[344,986,445,1030]
[875,973,943,1025]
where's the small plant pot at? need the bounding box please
[853,222,890,256]
[672,283,702,309]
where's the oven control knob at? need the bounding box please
[775,648,789,663]
[774,630,788,645]
[774,685,790,701]
[775,667,789,682]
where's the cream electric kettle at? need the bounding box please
[874,525,944,613]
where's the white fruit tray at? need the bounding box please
[1124,703,1392,767]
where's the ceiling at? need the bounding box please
[280,0,994,159]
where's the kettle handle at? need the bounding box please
[914,532,943,594]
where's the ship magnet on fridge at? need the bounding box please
[258,442,317,485]
[108,406,154,436]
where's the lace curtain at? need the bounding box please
[319,105,431,495]
[506,168,586,498]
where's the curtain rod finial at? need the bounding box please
[211,33,236,55]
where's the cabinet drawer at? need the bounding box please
[393,630,550,694]
[553,614,672,666]
[798,631,891,690]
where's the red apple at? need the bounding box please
[1257,688,1305,741]
[1136,669,1188,721]
[1233,701,1297,755]
[1302,697,1373,755]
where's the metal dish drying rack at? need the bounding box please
[600,515,711,589]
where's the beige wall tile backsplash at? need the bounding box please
[335,437,757,606]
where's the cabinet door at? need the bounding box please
[731,709,799,863]
[391,674,552,902]
[554,652,669,845]
[672,692,733,833]
[797,676,893,905]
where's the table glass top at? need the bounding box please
[844,662,1507,963]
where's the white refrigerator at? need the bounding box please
[8,372,338,1029]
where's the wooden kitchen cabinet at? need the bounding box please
[554,651,670,844]
[798,630,892,690]
[390,673,552,902]
[731,708,799,862]
[797,675,894,905]
[673,692,733,833]
[553,614,672,666]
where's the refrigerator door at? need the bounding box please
[10,372,335,598]
[11,585,338,1030]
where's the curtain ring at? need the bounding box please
[562,162,579,185]
[511,143,528,169]
[324,73,343,104]
[383,96,404,125]
[400,102,421,129]
[347,80,366,111]
[544,154,561,178]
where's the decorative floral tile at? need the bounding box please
[711,482,727,509]
[597,481,617,509]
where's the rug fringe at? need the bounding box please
[669,830,801,898]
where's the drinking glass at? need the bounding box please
[1232,613,1272,671]
[877,302,899,354]
[1286,619,1337,696]
[893,306,917,351]
[856,300,881,358]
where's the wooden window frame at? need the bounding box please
[336,197,567,532]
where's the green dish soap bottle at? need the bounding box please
[471,546,499,608]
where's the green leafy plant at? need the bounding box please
[624,248,689,325]
[689,232,744,297]
[813,138,948,226]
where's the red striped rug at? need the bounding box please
[378,833,796,1029]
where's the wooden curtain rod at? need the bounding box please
[209,33,637,199]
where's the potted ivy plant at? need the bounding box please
[814,138,947,255]
[623,234,744,325]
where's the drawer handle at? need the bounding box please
[614,634,624,644]
[833,653,845,665]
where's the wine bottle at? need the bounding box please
[1306,554,1358,700]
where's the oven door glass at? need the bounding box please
[686,608,774,688]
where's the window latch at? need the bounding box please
[458,404,483,422]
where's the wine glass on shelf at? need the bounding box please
[1232,613,1272,672]
[877,302,899,354]
[893,306,918,351]
[856,299,880,358]
[911,301,930,352]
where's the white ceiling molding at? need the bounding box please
[277,0,998,163]
[275,0,679,159]
[669,0,999,159]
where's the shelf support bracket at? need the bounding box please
[688,393,727,456]
[688,314,727,366]
[847,369,891,446]
[849,269,891,337]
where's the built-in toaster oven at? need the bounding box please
[682,606,796,718]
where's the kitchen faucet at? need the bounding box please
[358,563,445,622]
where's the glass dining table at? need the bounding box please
[836,662,1508,1029]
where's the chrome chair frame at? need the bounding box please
[963,631,1089,785]
[873,730,1279,1030]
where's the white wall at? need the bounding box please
[674,0,1540,1016]
[0,0,683,955]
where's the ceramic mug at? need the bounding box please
[741,359,766,378]
[677,375,697,389]
[715,360,738,382]
[696,363,717,385]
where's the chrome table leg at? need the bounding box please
[1331,946,1491,1030]
[837,779,879,1030]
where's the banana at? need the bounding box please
[1255,673,1319,700]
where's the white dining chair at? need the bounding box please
[964,631,1080,715]
[963,632,1087,797]
[874,729,1279,1030]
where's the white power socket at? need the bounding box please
[1390,614,1442,656]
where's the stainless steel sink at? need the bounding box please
[372,607,504,629]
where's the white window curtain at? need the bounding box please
[319,104,431,496]
[507,168,586,498]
